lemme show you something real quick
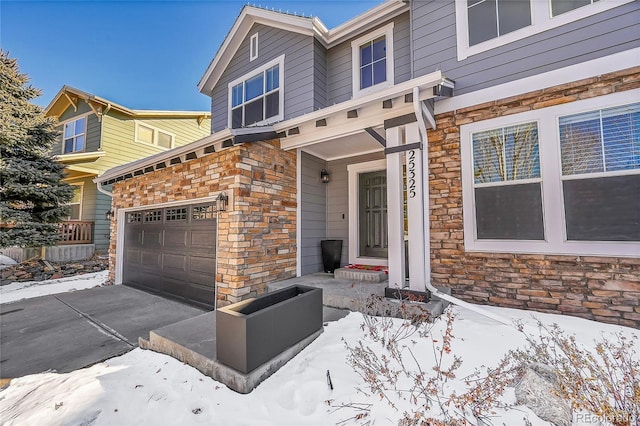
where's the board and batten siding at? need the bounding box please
[411,1,640,95]
[52,102,101,155]
[326,151,385,267]
[300,152,327,274]
[210,23,316,132]
[326,12,411,106]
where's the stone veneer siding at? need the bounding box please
[427,66,640,328]
[109,140,297,306]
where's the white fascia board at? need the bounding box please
[274,71,445,133]
[325,0,409,47]
[54,151,107,162]
[131,110,211,118]
[94,129,232,184]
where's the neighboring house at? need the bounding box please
[44,86,211,256]
[96,1,639,326]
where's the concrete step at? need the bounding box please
[334,267,388,283]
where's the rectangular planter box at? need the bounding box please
[216,285,323,374]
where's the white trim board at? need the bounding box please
[436,48,640,114]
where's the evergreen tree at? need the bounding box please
[0,51,74,248]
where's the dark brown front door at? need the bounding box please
[123,203,217,309]
[359,170,388,258]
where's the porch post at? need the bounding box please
[404,122,427,290]
[385,126,406,288]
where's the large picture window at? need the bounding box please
[63,117,86,154]
[228,55,284,129]
[460,90,640,257]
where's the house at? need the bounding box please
[95,1,640,326]
[43,86,211,259]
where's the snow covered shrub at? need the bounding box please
[509,321,639,426]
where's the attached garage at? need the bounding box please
[123,202,218,309]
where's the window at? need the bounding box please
[63,117,86,154]
[135,123,174,149]
[144,210,162,222]
[67,185,83,220]
[467,0,531,46]
[250,33,258,62]
[351,22,394,97]
[471,122,544,240]
[460,90,640,257]
[228,55,284,129]
[455,0,634,60]
[559,102,640,241]
[165,208,187,221]
[552,0,599,16]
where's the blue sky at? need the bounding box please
[2,0,382,111]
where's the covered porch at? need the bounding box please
[275,71,454,292]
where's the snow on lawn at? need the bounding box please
[1,305,636,426]
[0,270,109,304]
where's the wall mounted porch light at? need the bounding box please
[217,191,228,211]
[320,169,330,184]
[105,209,114,221]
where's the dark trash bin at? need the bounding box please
[321,239,342,273]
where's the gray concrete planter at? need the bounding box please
[216,285,323,374]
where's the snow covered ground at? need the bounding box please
[0,275,637,425]
[0,270,109,304]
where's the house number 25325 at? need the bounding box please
[407,150,417,199]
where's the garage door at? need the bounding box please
[123,203,217,309]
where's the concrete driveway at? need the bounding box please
[0,285,205,379]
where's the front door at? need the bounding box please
[359,171,388,258]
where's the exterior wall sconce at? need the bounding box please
[320,169,330,184]
[217,191,228,211]
[105,209,114,221]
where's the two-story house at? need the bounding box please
[95,1,639,326]
[44,86,211,259]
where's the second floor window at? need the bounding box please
[229,56,283,129]
[467,0,531,46]
[63,117,86,154]
[135,123,174,149]
[351,22,394,97]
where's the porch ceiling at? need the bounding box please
[301,128,384,161]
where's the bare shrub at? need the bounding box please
[342,301,519,425]
[510,321,640,426]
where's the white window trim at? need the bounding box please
[351,22,395,99]
[227,54,285,129]
[60,113,90,154]
[455,0,635,61]
[460,88,640,257]
[347,159,388,267]
[134,121,175,149]
[250,32,258,62]
[68,183,84,221]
